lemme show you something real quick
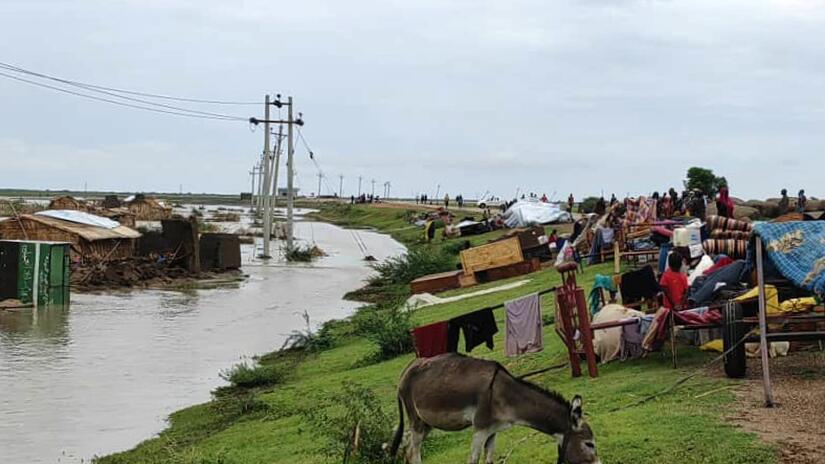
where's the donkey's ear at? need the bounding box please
[570,395,583,429]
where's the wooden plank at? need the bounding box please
[755,237,775,407]
[459,237,523,276]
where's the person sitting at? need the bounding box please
[660,252,688,309]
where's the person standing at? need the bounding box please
[444,193,450,208]
[716,186,734,218]
[796,189,807,213]
[778,189,789,215]
[568,193,574,213]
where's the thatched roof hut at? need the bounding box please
[126,196,173,221]
[0,211,141,262]
[48,195,88,211]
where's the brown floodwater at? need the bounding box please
[0,215,404,463]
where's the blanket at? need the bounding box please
[752,222,825,298]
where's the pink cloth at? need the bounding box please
[505,293,543,357]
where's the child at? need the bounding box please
[660,252,688,309]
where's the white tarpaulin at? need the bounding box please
[36,210,121,229]
[502,200,572,228]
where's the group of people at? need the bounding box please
[778,188,807,214]
[350,193,379,204]
[415,193,466,208]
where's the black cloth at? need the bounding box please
[620,265,659,304]
[447,308,498,353]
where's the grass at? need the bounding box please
[96,202,778,464]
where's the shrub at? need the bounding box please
[303,382,400,464]
[580,196,599,213]
[367,248,454,287]
[285,244,326,262]
[219,361,287,389]
[280,311,338,353]
[354,301,414,362]
[442,239,471,256]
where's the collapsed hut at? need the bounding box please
[0,210,141,262]
[126,195,173,221]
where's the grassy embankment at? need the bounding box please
[99,203,776,464]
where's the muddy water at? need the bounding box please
[0,218,404,463]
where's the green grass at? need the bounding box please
[97,203,777,464]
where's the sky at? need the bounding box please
[1,0,824,201]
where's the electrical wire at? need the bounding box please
[0,71,241,121]
[0,63,248,120]
[0,61,257,105]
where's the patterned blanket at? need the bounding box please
[752,222,825,297]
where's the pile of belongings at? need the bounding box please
[502,199,572,228]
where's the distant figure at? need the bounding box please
[568,193,574,213]
[444,193,450,208]
[778,189,789,215]
[715,185,734,218]
[796,189,807,213]
[540,193,548,203]
[610,194,617,205]
[660,252,688,309]
[548,228,558,244]
[661,194,673,218]
[350,195,355,204]
[595,196,607,216]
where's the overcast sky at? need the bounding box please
[1,0,823,200]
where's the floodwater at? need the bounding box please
[0,215,405,464]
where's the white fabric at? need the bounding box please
[502,200,572,228]
[36,210,121,229]
[688,255,715,285]
[592,304,645,364]
[123,195,136,203]
[404,280,531,309]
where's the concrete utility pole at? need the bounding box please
[339,174,344,198]
[249,165,257,209]
[317,172,324,197]
[256,157,265,215]
[371,178,376,197]
[260,94,274,258]
[271,124,284,209]
[358,176,363,196]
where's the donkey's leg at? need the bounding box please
[468,429,491,464]
[483,433,497,464]
[407,425,430,464]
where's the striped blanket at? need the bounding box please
[752,222,825,298]
[703,238,748,259]
[706,215,753,233]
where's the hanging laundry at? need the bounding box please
[447,308,498,353]
[411,321,449,358]
[504,293,543,357]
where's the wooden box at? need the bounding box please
[460,237,523,276]
[410,270,463,294]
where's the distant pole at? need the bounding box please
[387,181,391,199]
[249,165,256,208]
[435,184,441,200]
[358,176,363,196]
[286,96,295,250]
[317,172,324,197]
[271,123,284,208]
[339,174,344,198]
[261,94,273,258]
[371,178,376,197]
[256,159,264,215]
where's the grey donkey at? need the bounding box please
[389,354,600,464]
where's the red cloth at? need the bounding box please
[659,269,688,309]
[411,321,449,358]
[716,187,735,218]
[652,307,723,343]
[703,256,734,276]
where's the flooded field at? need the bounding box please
[0,216,405,463]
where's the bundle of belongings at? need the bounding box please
[410,293,544,358]
[502,200,572,228]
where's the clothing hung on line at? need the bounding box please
[504,293,543,357]
[411,321,449,358]
[447,308,498,353]
[620,265,659,304]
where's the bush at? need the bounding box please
[279,311,339,353]
[303,382,400,464]
[285,244,326,262]
[580,196,599,213]
[442,239,471,256]
[219,361,287,389]
[354,301,414,362]
[367,248,454,287]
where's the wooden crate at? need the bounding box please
[460,237,523,276]
[410,270,463,294]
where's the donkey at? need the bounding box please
[390,353,600,464]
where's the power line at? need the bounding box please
[0,62,247,120]
[0,61,257,105]
[0,70,241,121]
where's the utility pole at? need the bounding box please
[271,124,284,209]
[250,95,303,251]
[358,176,363,196]
[317,171,324,197]
[338,174,344,198]
[249,165,257,209]
[371,178,376,198]
[256,158,265,215]
[260,94,274,259]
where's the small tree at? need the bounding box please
[684,167,727,197]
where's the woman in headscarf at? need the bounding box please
[716,185,734,219]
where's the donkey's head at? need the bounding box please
[557,395,600,464]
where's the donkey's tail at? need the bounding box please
[389,395,405,456]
